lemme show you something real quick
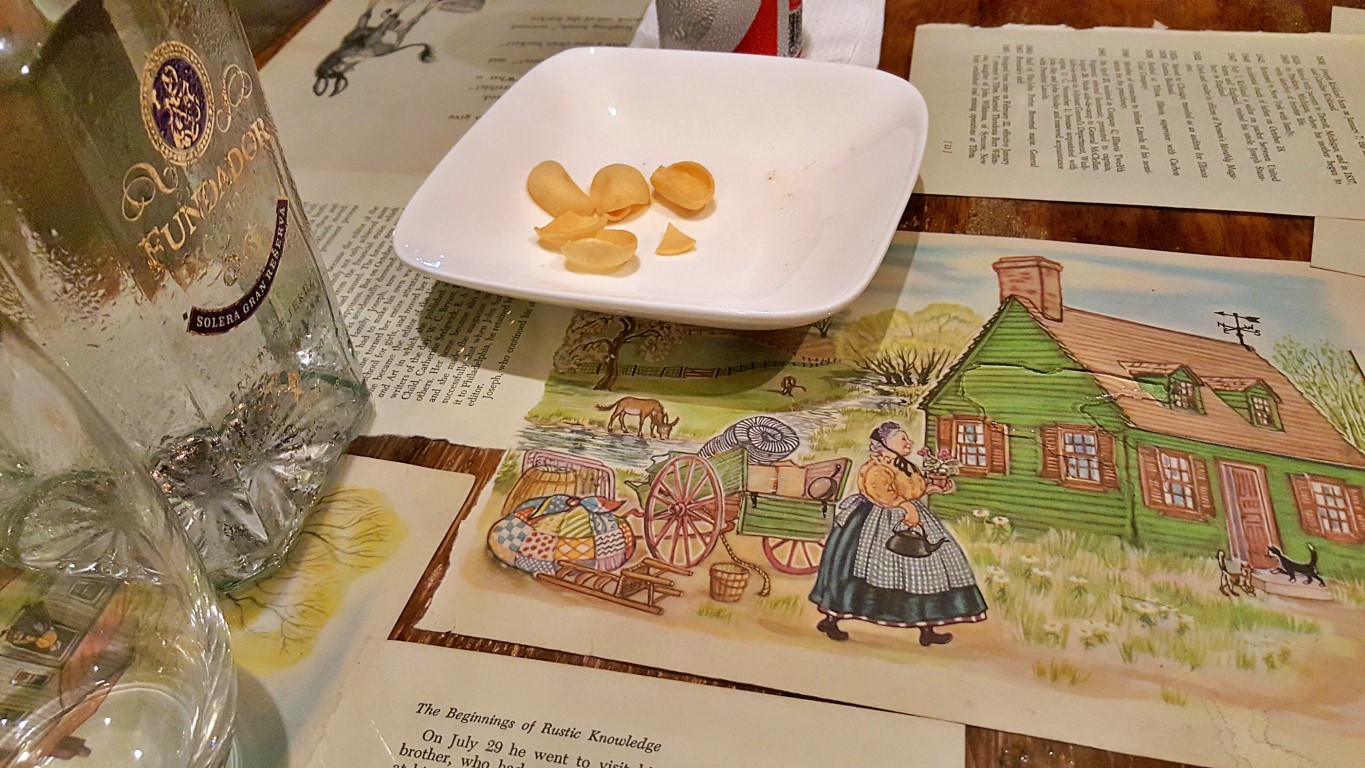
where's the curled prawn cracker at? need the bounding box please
[655,223,696,255]
[534,211,607,247]
[590,164,651,221]
[527,160,595,217]
[650,161,715,212]
[561,229,637,272]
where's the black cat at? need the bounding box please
[1267,544,1326,587]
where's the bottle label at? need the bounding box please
[124,41,286,335]
[140,41,216,166]
[185,198,287,335]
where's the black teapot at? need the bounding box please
[886,527,946,558]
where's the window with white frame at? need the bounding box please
[955,420,988,468]
[1159,450,1197,511]
[1250,395,1275,428]
[1061,429,1101,483]
[1170,378,1199,410]
[1311,479,1355,535]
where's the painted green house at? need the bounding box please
[922,256,1365,582]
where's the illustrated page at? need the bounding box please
[226,456,487,768]
[412,231,1365,768]
[910,24,1365,217]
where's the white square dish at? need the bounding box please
[393,46,928,329]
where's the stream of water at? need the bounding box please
[515,379,912,472]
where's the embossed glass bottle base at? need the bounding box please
[151,371,370,589]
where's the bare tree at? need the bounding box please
[811,316,837,338]
[552,313,685,391]
[836,303,982,387]
[1273,336,1365,450]
[221,487,400,659]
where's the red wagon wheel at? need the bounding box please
[644,455,724,568]
[761,537,824,575]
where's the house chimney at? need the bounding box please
[992,256,1064,321]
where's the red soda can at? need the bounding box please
[658,0,804,57]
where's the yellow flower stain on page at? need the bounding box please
[223,487,407,671]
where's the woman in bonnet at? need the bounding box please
[808,421,987,646]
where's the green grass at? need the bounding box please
[952,510,1324,680]
[806,406,925,461]
[1330,576,1365,607]
[757,594,806,617]
[492,452,522,495]
[1033,658,1090,686]
[1160,686,1189,706]
[697,604,735,623]
[1219,604,1320,634]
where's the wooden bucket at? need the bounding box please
[502,466,578,516]
[708,563,749,602]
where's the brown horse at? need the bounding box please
[596,397,679,439]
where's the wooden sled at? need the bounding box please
[535,558,692,615]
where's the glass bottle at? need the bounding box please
[0,318,235,768]
[0,0,372,588]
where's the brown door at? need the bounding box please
[1218,461,1281,569]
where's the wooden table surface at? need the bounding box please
[256,1,1365,765]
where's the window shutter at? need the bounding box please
[1137,445,1164,509]
[1039,425,1061,480]
[1349,484,1365,544]
[1098,431,1120,489]
[987,421,1009,475]
[937,416,957,456]
[1191,457,1216,517]
[1289,474,1324,537]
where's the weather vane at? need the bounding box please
[1216,311,1261,348]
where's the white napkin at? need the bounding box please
[630,0,886,68]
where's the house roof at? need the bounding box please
[1202,376,1271,394]
[1119,362,1184,377]
[1023,301,1365,469]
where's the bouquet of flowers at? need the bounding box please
[918,447,962,479]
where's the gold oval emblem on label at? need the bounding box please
[140,41,216,166]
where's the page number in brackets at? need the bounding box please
[942,140,954,153]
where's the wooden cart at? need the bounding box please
[534,558,692,616]
[629,447,851,575]
[513,449,692,614]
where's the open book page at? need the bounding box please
[308,639,965,768]
[409,230,1365,768]
[225,455,484,768]
[262,0,649,185]
[1332,5,1365,34]
[299,176,571,446]
[258,0,648,443]
[1310,7,1365,279]
[1312,215,1365,279]
[910,24,1365,217]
